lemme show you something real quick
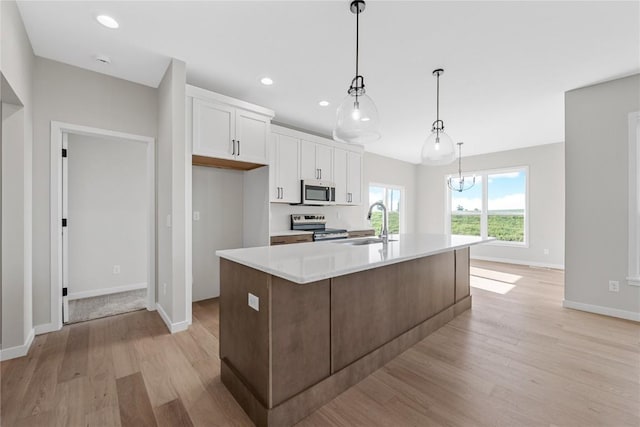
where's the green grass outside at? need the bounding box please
[369,211,400,235]
[451,214,524,242]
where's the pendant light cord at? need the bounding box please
[436,72,440,123]
[355,5,359,79]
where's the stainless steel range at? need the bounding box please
[290,214,348,242]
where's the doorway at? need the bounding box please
[51,123,155,328]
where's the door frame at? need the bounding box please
[50,121,156,330]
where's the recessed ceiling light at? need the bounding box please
[96,15,119,29]
[260,77,274,86]
[318,100,330,107]
[95,54,111,64]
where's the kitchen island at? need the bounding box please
[216,234,491,426]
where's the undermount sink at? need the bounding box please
[334,237,398,245]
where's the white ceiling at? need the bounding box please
[17,1,640,163]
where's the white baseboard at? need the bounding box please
[562,300,640,322]
[471,255,564,270]
[34,322,61,335]
[156,303,189,334]
[0,328,35,361]
[68,282,147,300]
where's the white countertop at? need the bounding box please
[217,234,493,284]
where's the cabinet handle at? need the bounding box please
[237,140,240,156]
[280,187,284,199]
[319,169,322,179]
[232,139,236,155]
[277,187,280,199]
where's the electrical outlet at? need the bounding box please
[248,293,259,311]
[162,283,167,295]
[193,211,200,221]
[543,249,549,255]
[608,280,620,292]
[113,265,121,274]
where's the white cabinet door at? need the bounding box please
[235,109,269,164]
[300,139,318,180]
[269,134,280,202]
[347,151,363,205]
[300,140,333,181]
[333,148,348,204]
[192,98,235,159]
[277,134,300,203]
[316,144,333,181]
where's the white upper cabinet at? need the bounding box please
[192,98,236,159]
[188,85,274,165]
[334,148,363,205]
[271,125,364,206]
[235,109,270,164]
[271,132,300,203]
[301,139,333,181]
[347,151,363,205]
[334,148,348,203]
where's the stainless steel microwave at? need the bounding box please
[301,180,336,205]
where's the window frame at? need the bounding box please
[445,165,529,247]
[368,182,406,234]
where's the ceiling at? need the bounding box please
[17,1,640,164]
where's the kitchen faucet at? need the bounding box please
[367,201,389,242]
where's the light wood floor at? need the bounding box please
[2,260,638,426]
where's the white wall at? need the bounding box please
[156,58,188,330]
[270,152,418,233]
[565,74,640,320]
[1,0,33,359]
[67,134,148,296]
[416,143,565,268]
[192,165,243,301]
[32,57,157,328]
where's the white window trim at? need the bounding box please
[369,182,406,234]
[445,165,529,247]
[628,112,640,286]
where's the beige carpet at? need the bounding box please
[67,288,147,323]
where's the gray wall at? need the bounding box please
[417,143,565,268]
[192,165,243,301]
[565,74,640,318]
[67,134,148,296]
[32,58,157,327]
[156,59,187,325]
[1,0,33,356]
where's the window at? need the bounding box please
[447,167,527,245]
[369,184,404,235]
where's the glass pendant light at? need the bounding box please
[421,69,456,165]
[447,142,476,192]
[333,0,380,144]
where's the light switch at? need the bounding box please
[166,214,172,227]
[193,211,200,221]
[248,293,259,311]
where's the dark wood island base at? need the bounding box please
[219,248,471,427]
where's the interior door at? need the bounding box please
[62,132,69,322]
[62,133,150,324]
